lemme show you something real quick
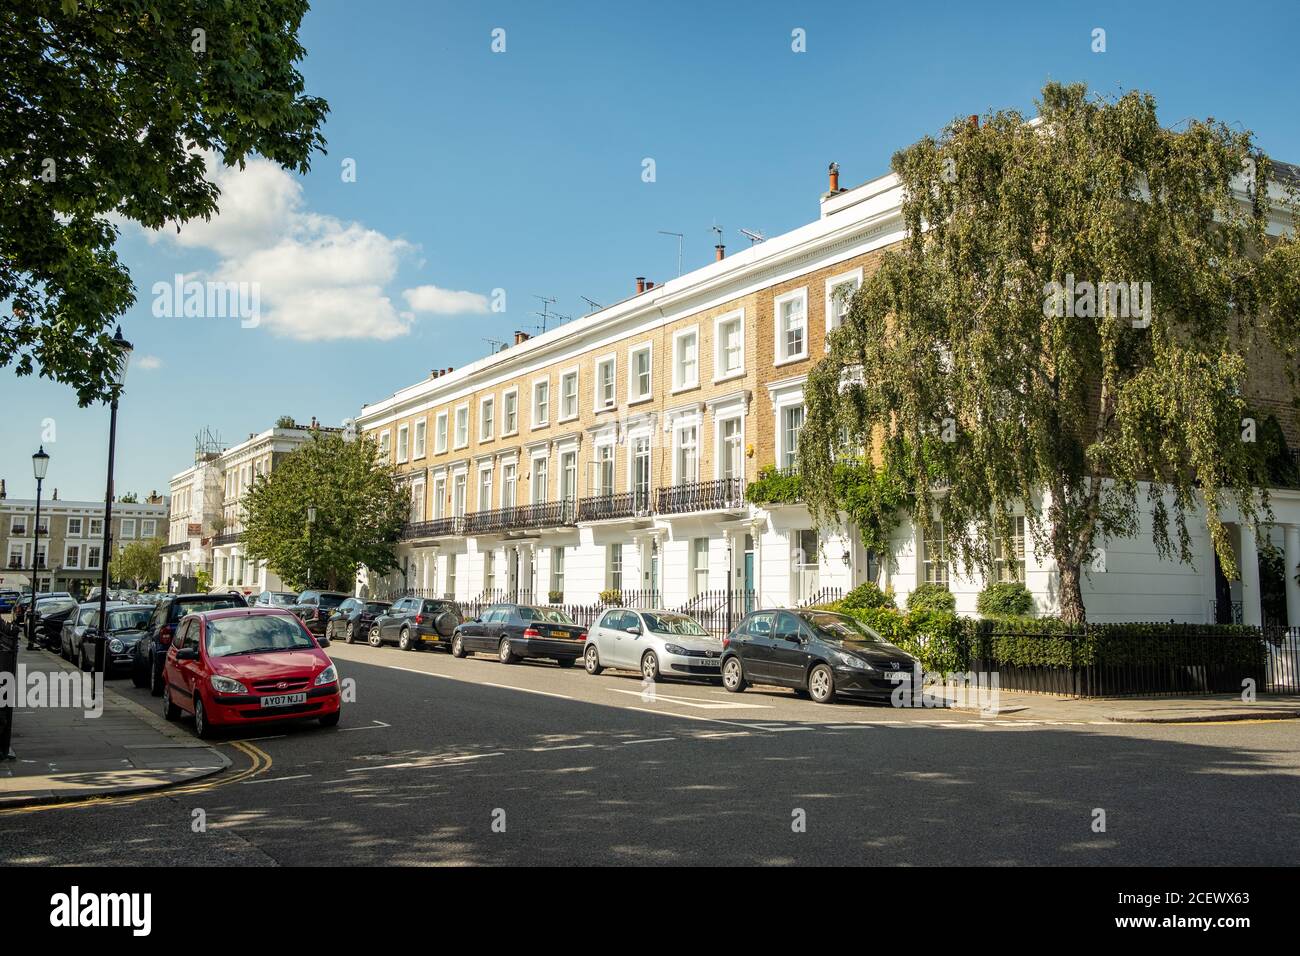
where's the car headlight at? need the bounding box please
[109,639,124,653]
[209,674,247,694]
[314,664,338,686]
[836,651,872,670]
[664,644,686,656]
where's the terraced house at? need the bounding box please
[356,164,1300,627]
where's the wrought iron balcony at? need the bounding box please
[576,490,654,522]
[159,542,190,554]
[465,501,576,534]
[400,515,465,540]
[211,531,241,546]
[656,477,744,515]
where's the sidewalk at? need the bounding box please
[1,643,230,807]
[955,690,1300,723]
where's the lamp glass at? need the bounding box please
[32,447,50,481]
[111,327,133,387]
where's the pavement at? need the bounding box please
[949,690,1300,724]
[0,642,230,808]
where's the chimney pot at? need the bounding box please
[645,280,654,290]
[715,244,725,261]
[828,161,840,194]
[636,277,646,294]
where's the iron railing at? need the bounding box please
[464,501,576,535]
[211,531,241,546]
[400,516,465,540]
[656,477,744,515]
[576,490,654,522]
[159,542,190,554]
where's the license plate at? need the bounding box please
[552,631,570,639]
[261,692,306,708]
[696,658,721,667]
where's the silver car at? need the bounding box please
[583,607,724,683]
[61,601,126,663]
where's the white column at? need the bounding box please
[1284,524,1300,629]
[749,520,765,607]
[1241,523,1263,627]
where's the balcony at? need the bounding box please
[159,542,190,555]
[465,501,575,534]
[400,516,465,540]
[577,490,653,523]
[656,477,745,515]
[211,531,241,546]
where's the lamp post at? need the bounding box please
[306,505,317,589]
[26,447,49,650]
[93,328,132,691]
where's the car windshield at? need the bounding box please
[173,598,242,619]
[318,594,347,609]
[642,612,709,637]
[364,602,390,614]
[803,612,886,643]
[205,615,316,658]
[519,606,574,625]
[37,598,75,612]
[269,592,297,605]
[108,608,153,631]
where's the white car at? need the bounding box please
[583,607,723,683]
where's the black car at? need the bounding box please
[132,592,247,694]
[78,604,154,674]
[451,603,587,667]
[32,595,78,648]
[291,590,350,636]
[326,598,392,644]
[720,608,919,704]
[368,597,463,651]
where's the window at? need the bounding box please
[67,517,83,537]
[452,473,467,517]
[447,554,457,596]
[410,481,425,522]
[993,516,1026,583]
[720,418,742,480]
[484,550,496,593]
[478,468,493,512]
[606,543,623,592]
[503,390,518,435]
[533,379,550,427]
[435,412,449,454]
[793,530,820,603]
[454,405,469,449]
[378,431,392,461]
[780,405,805,470]
[120,518,136,539]
[559,371,577,421]
[560,451,577,504]
[413,419,427,458]
[89,518,103,537]
[629,345,653,401]
[86,545,102,570]
[7,545,22,569]
[632,436,651,508]
[675,423,699,482]
[396,424,409,463]
[531,456,549,504]
[595,443,616,495]
[922,520,949,588]
[502,463,517,508]
[9,516,27,535]
[691,538,710,597]
[433,475,447,518]
[673,328,699,391]
[825,269,862,344]
[65,544,81,569]
[551,546,565,595]
[480,396,495,442]
[775,288,808,363]
[595,356,616,410]
[714,311,744,380]
[141,519,157,538]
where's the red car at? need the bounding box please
[160,607,341,738]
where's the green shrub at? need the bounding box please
[547,590,564,604]
[599,589,622,605]
[906,583,955,614]
[976,581,1034,617]
[745,465,802,504]
[840,605,969,672]
[841,581,896,611]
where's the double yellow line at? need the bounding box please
[0,739,273,817]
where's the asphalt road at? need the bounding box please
[3,639,1299,866]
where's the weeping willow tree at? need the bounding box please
[800,82,1300,624]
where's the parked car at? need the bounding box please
[451,603,586,666]
[132,592,247,695]
[368,597,462,650]
[720,609,919,704]
[60,600,127,662]
[160,607,341,738]
[15,591,71,626]
[326,598,392,644]
[32,595,78,648]
[77,604,154,674]
[254,590,299,609]
[582,607,722,683]
[0,589,21,613]
[291,590,350,636]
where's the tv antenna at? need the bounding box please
[483,337,510,355]
[739,227,765,245]
[580,295,603,314]
[532,294,557,333]
[658,230,684,277]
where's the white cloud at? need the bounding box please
[135,355,162,370]
[403,285,490,315]
[149,155,484,341]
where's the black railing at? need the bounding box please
[464,501,576,534]
[159,542,190,554]
[797,586,845,608]
[211,531,240,546]
[400,516,465,540]
[1264,626,1300,693]
[656,477,744,515]
[577,490,654,522]
[670,589,758,635]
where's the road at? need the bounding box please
[3,639,1299,866]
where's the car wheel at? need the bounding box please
[368,626,382,648]
[641,651,661,683]
[319,711,340,728]
[498,638,517,664]
[557,657,575,669]
[193,696,213,739]
[808,664,836,704]
[398,627,414,651]
[345,623,355,645]
[78,644,91,673]
[451,634,467,658]
[161,685,180,721]
[584,643,603,675]
[148,653,164,697]
[722,657,746,693]
[131,656,147,688]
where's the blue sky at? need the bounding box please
[4,0,1299,501]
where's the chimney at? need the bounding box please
[635,277,646,294]
[52,488,58,501]
[645,280,654,290]
[447,367,454,374]
[714,244,725,261]
[514,330,530,345]
[310,416,318,430]
[0,479,6,499]
[828,161,840,193]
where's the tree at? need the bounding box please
[118,492,138,504]
[109,536,163,589]
[241,433,408,591]
[801,82,1300,624]
[0,1,328,404]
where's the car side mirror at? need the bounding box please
[176,647,199,661]
[626,625,641,635]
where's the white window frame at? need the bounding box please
[774,287,809,365]
[432,473,447,519]
[672,419,701,484]
[65,544,81,569]
[531,453,549,504]
[594,354,617,411]
[413,419,427,459]
[690,537,710,597]
[86,544,102,570]
[66,516,83,537]
[824,268,863,348]
[141,518,157,538]
[435,411,449,454]
[593,440,617,495]
[89,517,103,538]
[628,343,653,403]
[378,430,392,461]
[396,423,410,464]
[410,479,426,522]
[627,429,653,505]
[713,309,745,382]
[501,461,517,508]
[120,518,136,539]
[715,413,745,481]
[558,369,578,422]
[532,378,551,429]
[770,379,807,472]
[479,395,495,442]
[560,449,578,503]
[453,403,470,450]
[502,388,519,436]
[478,465,494,512]
[672,326,700,392]
[452,471,468,517]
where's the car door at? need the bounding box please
[738,611,779,682]
[378,599,403,638]
[768,612,812,687]
[591,611,618,666]
[600,610,630,667]
[330,599,354,639]
[164,619,193,703]
[470,606,501,652]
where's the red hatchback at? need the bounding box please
[161,607,341,738]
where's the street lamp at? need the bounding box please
[93,327,132,690]
[25,447,50,650]
[306,506,317,589]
